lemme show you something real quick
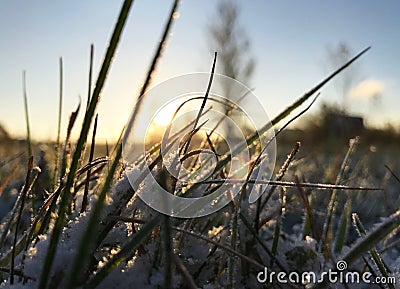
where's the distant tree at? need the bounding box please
[208,0,254,84]
[208,0,255,138]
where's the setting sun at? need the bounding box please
[152,101,180,127]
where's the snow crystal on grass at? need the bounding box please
[21,212,90,287]
[97,241,182,289]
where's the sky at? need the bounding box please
[0,0,399,142]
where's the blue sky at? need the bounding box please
[0,0,399,142]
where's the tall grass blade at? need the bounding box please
[22,71,32,157]
[53,57,63,190]
[38,1,134,287]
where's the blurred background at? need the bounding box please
[0,0,399,144]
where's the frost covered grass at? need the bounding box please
[1,1,400,289]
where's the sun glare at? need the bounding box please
[152,102,179,127]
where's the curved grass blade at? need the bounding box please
[181,52,216,156]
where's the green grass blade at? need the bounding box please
[38,1,134,287]
[333,199,351,254]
